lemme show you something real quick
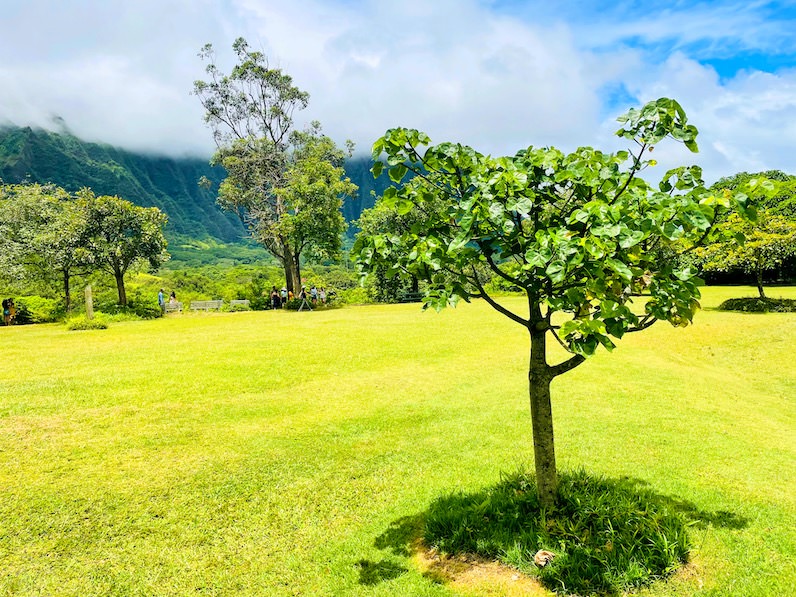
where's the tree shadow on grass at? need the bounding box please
[371,471,748,595]
[355,558,409,585]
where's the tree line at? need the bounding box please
[0,184,168,310]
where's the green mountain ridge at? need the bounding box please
[0,125,390,245]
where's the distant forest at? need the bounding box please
[0,125,392,244]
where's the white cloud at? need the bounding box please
[622,53,796,182]
[0,0,793,183]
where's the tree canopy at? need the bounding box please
[355,97,753,506]
[0,183,169,309]
[194,38,356,292]
[78,191,169,306]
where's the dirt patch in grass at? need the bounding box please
[413,540,548,597]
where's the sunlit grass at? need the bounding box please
[1,286,794,596]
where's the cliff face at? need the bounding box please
[0,126,244,242]
[0,125,395,242]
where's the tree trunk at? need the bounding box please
[115,269,127,306]
[63,270,71,313]
[756,267,766,299]
[294,253,302,293]
[282,242,300,293]
[529,327,557,508]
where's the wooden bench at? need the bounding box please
[229,299,250,309]
[164,301,183,313]
[190,300,223,311]
[398,292,424,303]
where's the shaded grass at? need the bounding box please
[423,470,732,595]
[718,297,796,312]
[0,286,794,596]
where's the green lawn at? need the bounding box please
[1,286,794,596]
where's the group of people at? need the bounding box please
[157,289,178,313]
[2,298,16,325]
[268,285,328,309]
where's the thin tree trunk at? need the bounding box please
[294,252,302,293]
[756,267,766,299]
[63,270,71,313]
[528,327,557,508]
[115,270,127,306]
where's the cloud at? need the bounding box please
[622,53,796,182]
[0,0,794,183]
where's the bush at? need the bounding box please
[718,297,796,312]
[337,286,370,305]
[283,298,312,311]
[93,296,162,320]
[228,303,251,312]
[424,470,691,595]
[14,296,62,323]
[66,315,109,331]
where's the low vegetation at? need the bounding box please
[718,296,796,312]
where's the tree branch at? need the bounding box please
[549,353,586,378]
[471,266,529,327]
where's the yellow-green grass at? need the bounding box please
[1,286,794,596]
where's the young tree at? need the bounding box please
[194,38,356,292]
[79,191,169,306]
[354,98,752,507]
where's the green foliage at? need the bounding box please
[697,210,796,297]
[65,315,109,330]
[718,296,796,312]
[195,39,357,292]
[92,294,162,320]
[78,190,169,305]
[425,470,692,595]
[13,296,61,323]
[356,97,750,356]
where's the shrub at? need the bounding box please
[718,297,796,312]
[66,315,109,331]
[93,296,162,320]
[424,470,691,595]
[337,287,370,305]
[283,298,312,311]
[228,303,251,312]
[15,296,62,323]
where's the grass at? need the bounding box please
[0,285,794,596]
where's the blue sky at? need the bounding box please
[1,0,795,182]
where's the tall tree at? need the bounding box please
[194,38,356,292]
[355,98,752,507]
[79,191,169,306]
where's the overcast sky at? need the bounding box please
[1,0,795,183]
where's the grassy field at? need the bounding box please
[1,286,794,596]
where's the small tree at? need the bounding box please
[698,210,796,298]
[79,191,169,306]
[194,38,356,292]
[355,98,752,507]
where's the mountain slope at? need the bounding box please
[0,126,244,242]
[0,125,393,242]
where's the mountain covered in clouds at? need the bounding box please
[0,126,388,244]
